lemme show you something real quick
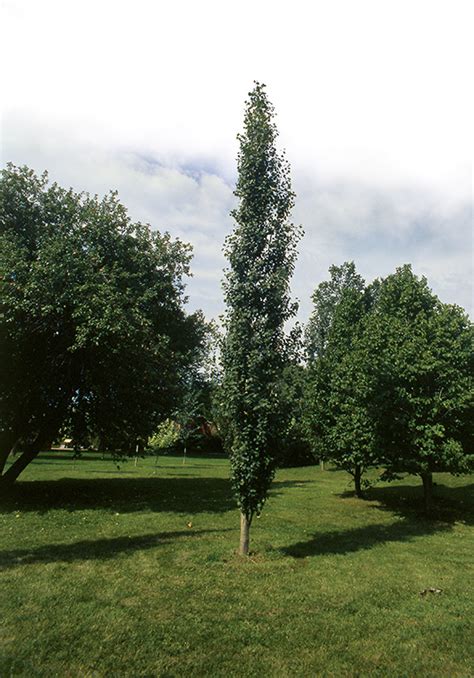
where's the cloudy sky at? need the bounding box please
[2,0,472,321]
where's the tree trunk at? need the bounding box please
[354,464,363,498]
[421,472,433,514]
[0,448,11,477]
[239,512,252,556]
[0,432,18,475]
[320,460,325,471]
[1,413,62,486]
[0,446,40,487]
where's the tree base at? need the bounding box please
[239,512,251,556]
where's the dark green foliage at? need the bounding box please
[171,322,224,457]
[306,262,473,504]
[0,164,206,483]
[221,82,301,522]
[274,364,314,467]
[305,261,365,360]
[362,266,474,503]
[305,263,376,494]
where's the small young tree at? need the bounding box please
[148,419,180,467]
[221,82,301,555]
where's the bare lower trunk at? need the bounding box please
[0,448,11,477]
[354,464,363,498]
[320,460,325,471]
[0,432,18,476]
[239,512,252,556]
[0,446,40,487]
[421,472,433,514]
[1,408,64,486]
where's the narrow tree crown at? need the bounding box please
[222,82,301,519]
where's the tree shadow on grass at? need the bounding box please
[0,477,310,515]
[0,477,235,515]
[283,482,473,558]
[281,519,453,558]
[0,528,231,570]
[366,482,474,526]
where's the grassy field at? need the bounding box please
[1,454,473,678]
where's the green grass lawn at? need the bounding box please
[1,454,473,677]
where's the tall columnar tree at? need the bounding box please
[0,164,206,486]
[221,82,301,555]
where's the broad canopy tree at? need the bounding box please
[305,263,473,507]
[221,82,301,555]
[0,164,206,485]
[362,265,474,510]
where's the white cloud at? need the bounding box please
[2,0,473,319]
[293,175,472,316]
